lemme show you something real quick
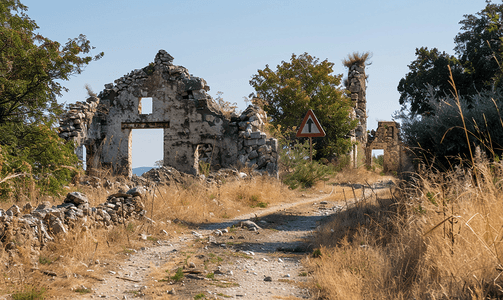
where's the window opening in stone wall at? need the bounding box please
[371,149,384,169]
[139,97,153,115]
[131,128,163,176]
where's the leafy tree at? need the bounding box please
[0,123,80,200]
[454,1,503,91]
[250,53,357,158]
[397,47,465,115]
[0,0,102,198]
[0,0,103,124]
[398,1,503,115]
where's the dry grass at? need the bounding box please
[307,158,503,299]
[0,173,294,298]
[342,52,372,68]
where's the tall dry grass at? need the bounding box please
[307,157,503,299]
[149,174,294,223]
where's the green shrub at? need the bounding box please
[194,293,205,300]
[373,155,384,167]
[12,287,46,300]
[170,267,184,282]
[0,124,80,200]
[283,160,332,189]
[280,140,332,189]
[396,86,503,168]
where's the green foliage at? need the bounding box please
[396,87,503,167]
[398,2,503,115]
[38,256,52,265]
[198,161,210,177]
[280,140,332,189]
[0,0,100,200]
[0,0,103,124]
[398,47,465,115]
[312,249,322,258]
[0,124,80,200]
[373,155,384,167]
[126,222,135,232]
[74,288,91,294]
[250,53,357,158]
[12,286,46,300]
[194,293,206,300]
[283,160,331,189]
[170,267,184,282]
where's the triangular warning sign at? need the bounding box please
[296,109,326,137]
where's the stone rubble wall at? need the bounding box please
[58,50,279,177]
[0,189,149,251]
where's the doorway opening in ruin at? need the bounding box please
[371,149,384,169]
[138,97,153,114]
[131,128,163,175]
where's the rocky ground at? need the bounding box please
[70,180,393,300]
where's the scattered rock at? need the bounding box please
[238,220,261,231]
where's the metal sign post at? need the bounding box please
[296,109,326,161]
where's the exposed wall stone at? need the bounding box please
[0,189,149,249]
[347,63,368,167]
[58,50,278,177]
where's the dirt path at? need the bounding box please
[78,181,393,299]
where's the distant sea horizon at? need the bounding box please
[132,166,154,176]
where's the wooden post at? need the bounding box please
[309,137,313,162]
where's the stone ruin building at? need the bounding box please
[59,50,279,177]
[365,121,410,173]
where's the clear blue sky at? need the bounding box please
[22,0,486,167]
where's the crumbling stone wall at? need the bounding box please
[59,50,278,177]
[0,188,149,250]
[366,121,408,173]
[346,63,367,167]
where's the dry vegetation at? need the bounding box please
[342,51,372,68]
[307,157,503,299]
[0,174,294,299]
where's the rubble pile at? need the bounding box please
[0,188,148,250]
[140,166,193,185]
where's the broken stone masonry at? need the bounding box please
[59,50,279,177]
[0,188,148,252]
[365,121,412,173]
[346,62,368,167]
